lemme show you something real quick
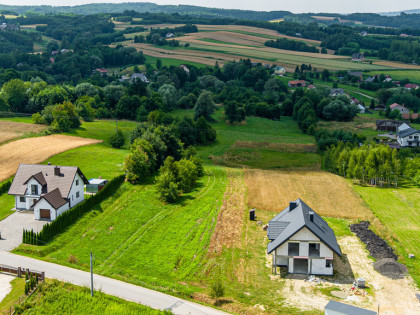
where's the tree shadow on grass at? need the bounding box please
[214,298,233,307]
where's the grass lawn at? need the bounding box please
[65,120,137,147]
[0,193,15,221]
[172,108,317,169]
[145,55,207,68]
[42,144,128,180]
[0,117,33,124]
[353,183,420,288]
[367,70,420,84]
[0,277,25,314]
[15,165,228,298]
[9,280,168,314]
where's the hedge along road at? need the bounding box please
[0,251,227,315]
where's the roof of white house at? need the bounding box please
[398,127,420,138]
[8,164,88,197]
[267,199,342,256]
[88,178,108,185]
[325,300,377,315]
[33,188,68,210]
[398,123,411,132]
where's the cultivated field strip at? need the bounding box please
[0,135,102,182]
[0,121,46,144]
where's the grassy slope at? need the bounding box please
[15,166,228,297]
[0,277,25,314]
[9,280,168,314]
[173,108,318,169]
[353,183,420,287]
[367,70,420,84]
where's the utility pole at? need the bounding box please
[90,252,94,297]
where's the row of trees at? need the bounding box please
[324,143,405,187]
[265,38,318,53]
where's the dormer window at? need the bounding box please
[31,185,38,195]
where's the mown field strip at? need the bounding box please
[0,135,102,182]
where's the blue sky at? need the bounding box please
[0,0,418,14]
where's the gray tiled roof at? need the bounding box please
[267,199,342,256]
[33,188,68,210]
[325,300,377,315]
[8,164,88,198]
[398,127,419,138]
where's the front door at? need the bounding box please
[40,209,50,219]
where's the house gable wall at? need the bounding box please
[68,173,84,207]
[34,198,69,220]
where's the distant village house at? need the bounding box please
[351,53,365,62]
[376,120,410,132]
[288,80,306,88]
[389,103,410,115]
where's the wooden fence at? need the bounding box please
[0,264,45,281]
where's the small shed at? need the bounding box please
[325,300,376,315]
[86,178,108,194]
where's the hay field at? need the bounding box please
[0,135,102,182]
[0,121,46,144]
[372,60,420,70]
[244,169,375,220]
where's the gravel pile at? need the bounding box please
[373,258,407,279]
[349,221,398,260]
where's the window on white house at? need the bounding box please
[31,185,38,195]
[76,179,79,186]
[76,192,79,198]
[72,195,74,201]
[20,197,25,202]
[326,260,332,268]
[288,242,300,256]
[309,243,320,257]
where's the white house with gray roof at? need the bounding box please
[8,164,88,220]
[267,199,341,275]
[397,126,420,147]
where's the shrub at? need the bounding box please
[210,278,225,303]
[109,129,125,148]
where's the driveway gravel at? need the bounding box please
[0,211,47,251]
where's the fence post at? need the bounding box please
[17,267,21,277]
[41,271,45,282]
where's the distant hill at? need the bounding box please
[380,9,420,16]
[0,3,290,21]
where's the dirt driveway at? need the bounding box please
[0,211,47,251]
[0,273,15,303]
[275,236,419,314]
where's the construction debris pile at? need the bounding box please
[349,221,397,260]
[373,258,407,279]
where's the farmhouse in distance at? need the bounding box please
[267,199,342,275]
[8,164,88,220]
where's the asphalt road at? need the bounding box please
[0,251,227,315]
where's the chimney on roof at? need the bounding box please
[48,162,51,165]
[309,211,314,222]
[289,201,297,211]
[54,166,60,176]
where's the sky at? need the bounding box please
[0,0,419,14]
